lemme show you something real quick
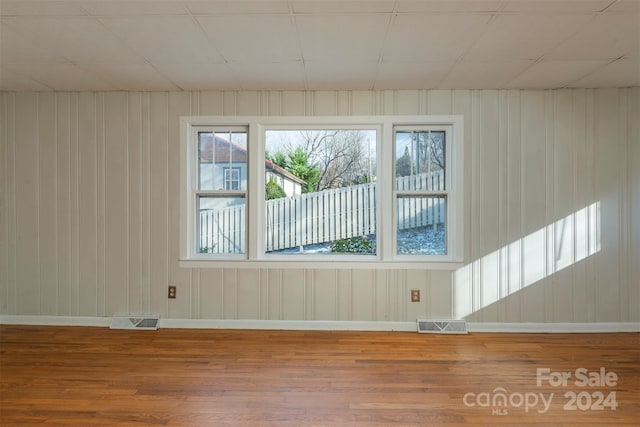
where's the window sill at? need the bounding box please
[178,259,464,270]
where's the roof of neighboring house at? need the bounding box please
[199,134,305,185]
[264,158,306,185]
[199,134,247,163]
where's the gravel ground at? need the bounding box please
[396,223,446,255]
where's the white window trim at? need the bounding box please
[180,115,464,270]
[182,125,248,260]
[392,125,455,261]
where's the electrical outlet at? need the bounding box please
[168,285,177,299]
[411,289,420,302]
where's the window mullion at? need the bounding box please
[248,122,262,260]
[381,120,394,260]
[196,190,246,198]
[395,190,448,197]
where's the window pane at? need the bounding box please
[396,196,446,255]
[395,130,446,191]
[198,196,245,254]
[198,131,247,191]
[264,129,377,255]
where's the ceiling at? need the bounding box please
[1,0,638,92]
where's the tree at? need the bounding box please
[396,146,412,177]
[266,129,375,193]
[267,150,290,170]
[298,130,372,190]
[287,147,320,193]
[395,131,445,177]
[266,147,320,194]
[414,131,445,173]
[265,178,286,200]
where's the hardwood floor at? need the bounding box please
[1,326,638,426]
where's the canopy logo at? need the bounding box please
[462,367,619,416]
[463,388,553,415]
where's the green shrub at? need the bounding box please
[265,178,287,200]
[330,236,375,254]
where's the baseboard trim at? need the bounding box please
[161,319,417,331]
[0,315,416,332]
[0,315,111,327]
[467,322,640,333]
[1,316,638,333]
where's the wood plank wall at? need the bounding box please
[0,89,638,324]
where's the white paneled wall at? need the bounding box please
[1,89,638,323]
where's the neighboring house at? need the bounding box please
[264,159,305,197]
[199,134,305,196]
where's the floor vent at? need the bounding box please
[110,315,160,330]
[417,319,468,334]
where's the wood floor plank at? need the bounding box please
[1,326,638,426]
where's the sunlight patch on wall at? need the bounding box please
[454,202,601,319]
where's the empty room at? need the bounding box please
[1,0,639,425]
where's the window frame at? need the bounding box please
[180,115,464,269]
[186,125,249,260]
[392,125,452,259]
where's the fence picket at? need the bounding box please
[202,171,445,252]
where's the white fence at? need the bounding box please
[266,181,377,252]
[395,170,445,192]
[199,204,246,253]
[200,171,445,253]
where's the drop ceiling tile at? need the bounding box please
[228,61,306,90]
[466,14,592,60]
[304,61,377,90]
[1,1,637,92]
[569,57,640,87]
[607,0,640,12]
[0,19,68,64]
[153,62,242,90]
[0,67,52,91]
[375,60,453,89]
[197,15,300,62]
[439,59,534,89]
[397,1,503,13]
[506,60,609,88]
[100,16,223,63]
[502,0,612,12]
[2,63,115,91]
[296,14,389,61]
[0,1,87,16]
[546,14,640,60]
[1,16,145,64]
[383,14,491,61]
[81,1,189,16]
[292,1,395,13]
[186,1,290,14]
[76,63,180,91]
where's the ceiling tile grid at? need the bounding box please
[0,0,638,91]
